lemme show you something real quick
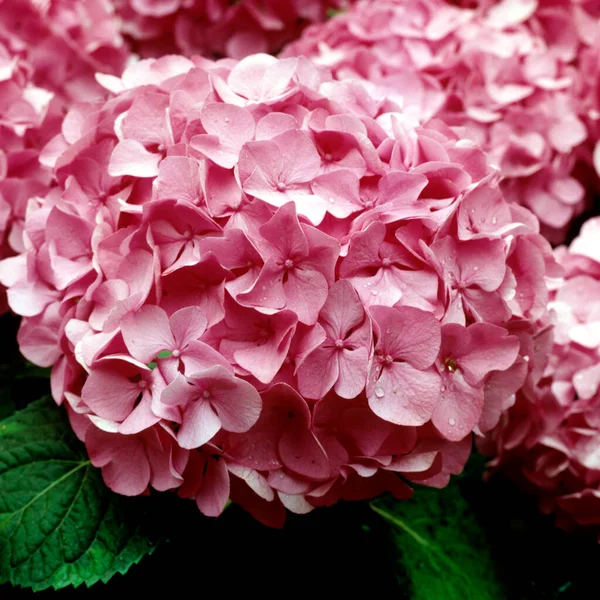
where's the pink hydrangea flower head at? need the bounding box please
[1,52,556,523]
[284,0,600,242]
[481,216,600,537]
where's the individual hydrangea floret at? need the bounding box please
[0,53,557,525]
[284,0,600,242]
[480,216,600,538]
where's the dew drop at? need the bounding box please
[492,216,498,225]
[523,355,530,362]
[441,385,446,392]
[473,266,479,271]
[371,290,379,296]
[374,387,385,399]
[328,197,335,204]
[261,285,267,291]
[449,417,456,426]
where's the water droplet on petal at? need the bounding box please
[449,417,456,426]
[492,216,498,225]
[473,266,479,271]
[328,197,335,204]
[441,385,446,392]
[374,387,385,399]
[371,290,379,296]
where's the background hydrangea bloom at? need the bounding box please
[0,53,557,525]
[114,0,356,60]
[480,216,600,537]
[284,0,600,242]
[0,0,129,312]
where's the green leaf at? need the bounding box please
[0,398,157,591]
[371,480,506,600]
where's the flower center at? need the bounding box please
[381,257,392,268]
[284,259,294,270]
[172,349,181,358]
[334,339,345,349]
[444,357,458,372]
[202,390,211,399]
[276,181,287,191]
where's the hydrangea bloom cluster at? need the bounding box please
[0,0,128,312]
[114,0,355,60]
[480,216,600,537]
[284,0,600,241]
[0,53,558,525]
[0,0,127,104]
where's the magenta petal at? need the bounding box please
[161,373,204,406]
[283,267,328,326]
[180,341,232,374]
[121,305,175,363]
[456,323,520,385]
[371,305,441,369]
[336,347,369,399]
[237,259,286,312]
[156,156,202,203]
[82,364,141,422]
[369,363,441,426]
[87,428,150,496]
[108,140,161,178]
[432,372,483,442]
[119,392,161,435]
[169,306,208,348]
[297,346,339,400]
[179,400,221,449]
[279,428,330,480]
[319,279,365,340]
[195,456,231,517]
[211,376,262,434]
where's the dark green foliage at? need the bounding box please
[0,399,156,591]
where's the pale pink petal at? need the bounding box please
[369,363,441,426]
[121,305,175,363]
[108,140,161,178]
